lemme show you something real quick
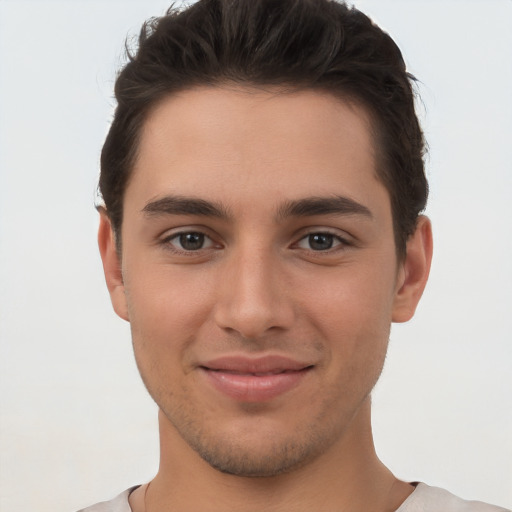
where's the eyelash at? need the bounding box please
[161,229,351,255]
[294,231,350,252]
[162,231,218,254]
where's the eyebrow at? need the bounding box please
[277,195,373,220]
[141,194,372,221]
[142,195,230,219]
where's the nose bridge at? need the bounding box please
[214,239,292,338]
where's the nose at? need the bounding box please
[213,246,295,340]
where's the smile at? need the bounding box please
[199,355,314,402]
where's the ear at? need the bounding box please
[392,215,433,323]
[98,210,129,321]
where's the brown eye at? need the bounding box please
[296,232,347,252]
[167,232,214,251]
[308,233,334,251]
[179,233,204,250]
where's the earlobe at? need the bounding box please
[392,215,433,323]
[97,210,129,321]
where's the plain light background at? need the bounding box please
[0,1,511,510]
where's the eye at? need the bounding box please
[166,231,215,251]
[296,232,345,251]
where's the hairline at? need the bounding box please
[107,81,409,261]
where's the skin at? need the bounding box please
[99,86,432,511]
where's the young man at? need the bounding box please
[83,0,509,510]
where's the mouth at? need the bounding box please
[208,369,307,376]
[199,355,314,402]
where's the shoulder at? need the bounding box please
[76,486,139,512]
[397,483,511,512]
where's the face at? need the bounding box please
[100,86,430,477]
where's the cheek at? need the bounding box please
[127,263,214,319]
[124,274,207,402]
[300,263,396,354]
[124,267,216,361]
[291,266,395,425]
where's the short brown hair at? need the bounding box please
[100,0,428,258]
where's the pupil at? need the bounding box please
[180,232,204,250]
[309,233,333,250]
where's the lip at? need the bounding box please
[199,355,314,402]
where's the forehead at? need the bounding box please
[127,86,386,216]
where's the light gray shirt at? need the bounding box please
[77,483,511,512]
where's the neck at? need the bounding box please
[132,399,413,512]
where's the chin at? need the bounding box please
[193,435,318,477]
[166,408,339,478]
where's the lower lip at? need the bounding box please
[201,368,311,402]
